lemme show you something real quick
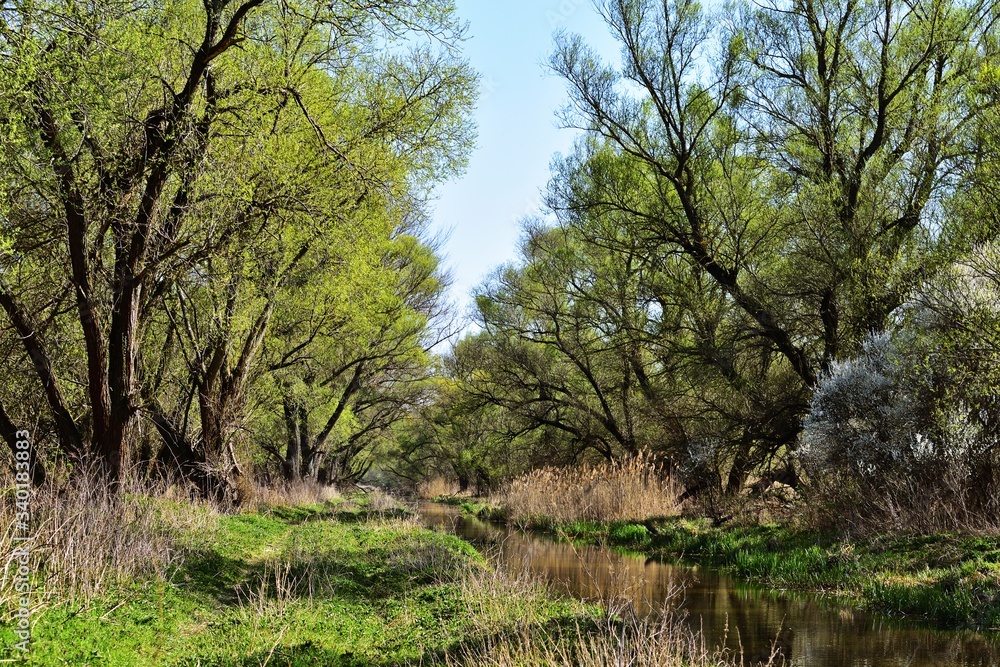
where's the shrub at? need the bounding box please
[800,332,926,481]
[801,244,1000,532]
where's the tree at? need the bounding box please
[0,0,475,486]
[263,233,451,483]
[537,0,998,489]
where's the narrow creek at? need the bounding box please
[418,501,1000,666]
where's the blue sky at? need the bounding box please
[429,1,621,323]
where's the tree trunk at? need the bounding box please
[726,434,755,495]
[0,403,45,486]
[149,402,203,483]
[0,287,85,458]
[283,398,302,481]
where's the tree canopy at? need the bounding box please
[0,0,475,492]
[406,0,1000,502]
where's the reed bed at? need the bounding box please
[492,451,680,525]
[418,476,463,499]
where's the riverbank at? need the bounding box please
[0,493,561,664]
[446,497,1000,630]
[1,490,761,666]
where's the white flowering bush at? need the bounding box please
[801,243,1000,531]
[800,333,928,481]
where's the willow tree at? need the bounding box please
[0,0,474,485]
[261,233,452,484]
[541,0,999,490]
[462,220,685,463]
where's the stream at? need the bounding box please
[418,501,1000,666]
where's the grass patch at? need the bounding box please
[458,500,508,524]
[0,495,599,665]
[428,495,467,507]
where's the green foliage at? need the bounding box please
[0,0,476,484]
[607,523,651,546]
[401,0,1000,507]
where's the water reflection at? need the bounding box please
[419,501,1000,667]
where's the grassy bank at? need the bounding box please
[1,486,769,666]
[0,492,567,665]
[455,501,1000,630]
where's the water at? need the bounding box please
[418,501,1000,667]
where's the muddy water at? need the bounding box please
[418,501,1000,667]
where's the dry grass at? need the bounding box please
[807,468,1000,536]
[0,473,218,611]
[442,615,781,667]
[234,557,302,618]
[246,479,340,512]
[0,474,348,608]
[418,477,463,499]
[366,488,404,513]
[0,474,339,614]
[492,451,680,525]
[454,557,577,631]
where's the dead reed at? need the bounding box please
[492,451,680,525]
[418,476,463,499]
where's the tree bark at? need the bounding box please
[0,402,45,486]
[0,286,85,457]
[283,398,302,481]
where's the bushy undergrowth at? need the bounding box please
[801,329,1000,534]
[491,451,679,526]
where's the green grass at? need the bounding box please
[642,520,1000,627]
[0,497,594,666]
[457,502,1000,629]
[457,501,508,524]
[428,495,466,507]
[427,496,509,524]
